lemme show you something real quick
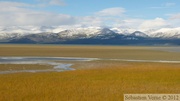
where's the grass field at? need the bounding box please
[0,64,53,71]
[1,44,180,60]
[0,44,180,101]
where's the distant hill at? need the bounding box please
[0,26,180,45]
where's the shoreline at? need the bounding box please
[1,56,180,74]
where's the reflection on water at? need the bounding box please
[153,47,180,52]
[0,57,96,74]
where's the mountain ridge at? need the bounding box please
[0,26,180,45]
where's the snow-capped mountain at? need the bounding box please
[57,27,102,37]
[130,31,149,37]
[0,26,180,45]
[147,27,180,38]
[1,26,180,38]
[0,26,53,40]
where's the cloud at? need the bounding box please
[118,19,144,29]
[49,0,65,6]
[37,0,65,6]
[167,13,180,27]
[169,13,180,20]
[139,18,168,30]
[90,7,126,27]
[0,1,178,31]
[150,2,176,9]
[78,16,104,27]
[164,2,175,7]
[0,1,75,26]
[95,7,125,16]
[0,3,125,28]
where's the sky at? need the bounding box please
[0,0,180,30]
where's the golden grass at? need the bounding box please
[0,61,180,101]
[0,44,180,60]
[0,45,180,101]
[0,64,53,71]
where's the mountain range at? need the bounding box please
[0,26,180,45]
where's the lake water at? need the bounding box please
[1,49,180,74]
[0,57,96,74]
[152,47,180,52]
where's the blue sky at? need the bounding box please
[0,0,180,30]
[23,0,180,18]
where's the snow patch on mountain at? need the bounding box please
[57,27,103,38]
[131,31,149,37]
[1,26,180,40]
[148,27,180,38]
[110,27,136,35]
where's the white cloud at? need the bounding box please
[139,18,168,30]
[49,0,65,6]
[169,13,180,20]
[164,2,175,7]
[0,1,75,26]
[78,16,104,27]
[90,7,127,27]
[151,2,176,9]
[37,0,65,6]
[95,7,125,16]
[0,1,178,31]
[0,1,32,11]
[0,3,125,28]
[167,13,180,27]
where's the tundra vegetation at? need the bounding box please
[0,44,180,101]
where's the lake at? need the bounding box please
[0,57,96,74]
